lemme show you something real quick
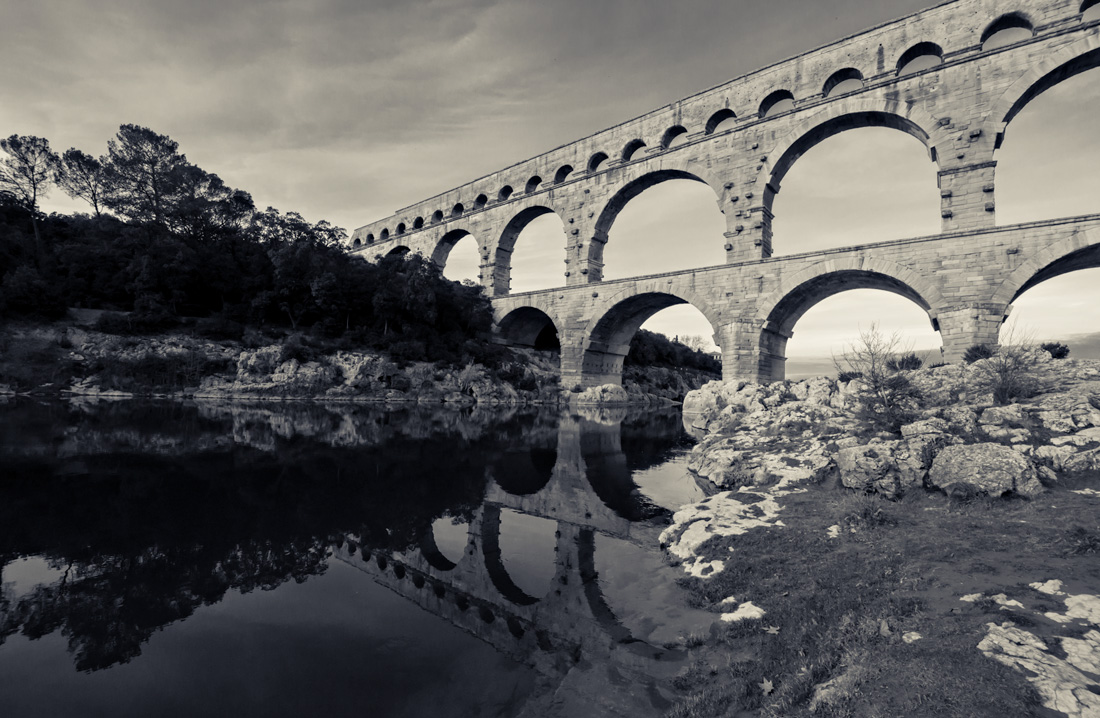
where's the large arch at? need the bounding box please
[589,167,725,277]
[991,227,1100,306]
[754,258,942,381]
[578,288,721,388]
[991,34,1100,145]
[492,205,567,296]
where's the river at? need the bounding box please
[0,398,718,717]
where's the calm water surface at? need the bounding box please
[0,398,714,717]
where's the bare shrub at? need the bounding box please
[972,326,1043,405]
[834,324,922,432]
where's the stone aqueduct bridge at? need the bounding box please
[350,0,1100,387]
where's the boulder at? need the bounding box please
[928,443,1044,498]
[837,442,915,499]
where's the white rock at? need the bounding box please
[1030,580,1066,596]
[721,601,766,622]
[902,632,922,644]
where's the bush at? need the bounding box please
[834,325,922,432]
[973,344,1042,405]
[1040,342,1069,359]
[963,344,995,363]
[279,334,316,364]
[837,371,863,383]
[886,352,923,371]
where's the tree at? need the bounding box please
[834,324,922,432]
[102,124,189,226]
[54,148,109,217]
[0,134,58,255]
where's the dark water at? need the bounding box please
[0,398,715,717]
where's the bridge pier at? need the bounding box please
[936,302,1009,362]
[938,161,997,232]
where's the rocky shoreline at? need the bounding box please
[0,323,715,406]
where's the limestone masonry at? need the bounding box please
[349,0,1100,387]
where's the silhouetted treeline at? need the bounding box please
[625,329,721,374]
[0,126,501,365]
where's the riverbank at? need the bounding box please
[0,320,717,405]
[661,352,1100,717]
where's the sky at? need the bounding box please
[6,0,1098,375]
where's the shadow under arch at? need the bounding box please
[492,205,566,296]
[992,36,1100,147]
[488,446,557,496]
[479,504,541,606]
[589,168,724,276]
[992,228,1100,305]
[755,261,941,381]
[496,305,561,352]
[430,228,477,270]
[385,245,411,258]
[580,289,720,387]
[580,416,669,522]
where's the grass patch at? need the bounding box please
[665,481,1100,717]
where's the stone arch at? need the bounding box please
[660,125,688,149]
[480,505,541,606]
[451,202,465,217]
[896,41,944,75]
[589,166,726,275]
[704,108,737,135]
[366,233,375,243]
[432,210,444,223]
[385,245,410,258]
[621,139,646,162]
[991,34,1100,146]
[492,205,566,296]
[577,286,721,387]
[525,175,542,194]
[753,258,941,381]
[413,216,424,229]
[759,89,795,118]
[991,227,1100,306]
[396,222,406,235]
[498,185,514,201]
[554,164,573,184]
[981,12,1035,50]
[760,101,940,194]
[823,67,864,97]
[588,151,609,173]
[495,304,562,351]
[352,237,361,248]
[431,228,477,269]
[418,527,460,572]
[474,193,488,208]
[380,228,390,240]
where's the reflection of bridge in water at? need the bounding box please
[334,410,710,716]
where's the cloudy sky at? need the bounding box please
[7,0,1098,375]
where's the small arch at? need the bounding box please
[660,125,688,149]
[431,228,475,269]
[621,139,646,162]
[474,193,488,208]
[385,245,410,258]
[760,90,796,118]
[496,305,560,350]
[412,216,424,229]
[352,238,361,247]
[525,175,542,194]
[823,68,864,97]
[432,210,444,223]
[981,12,1034,51]
[897,42,944,75]
[498,185,514,201]
[380,228,390,240]
[554,164,573,184]
[451,202,464,217]
[1085,0,1100,22]
[588,151,609,173]
[366,233,375,243]
[705,108,737,135]
[396,222,406,235]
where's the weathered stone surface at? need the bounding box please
[837,443,910,499]
[929,443,1044,498]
